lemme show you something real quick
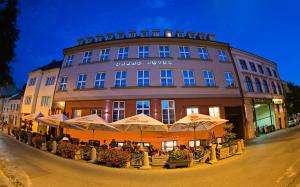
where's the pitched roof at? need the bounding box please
[31,60,62,72]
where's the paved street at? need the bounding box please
[1,126,300,187]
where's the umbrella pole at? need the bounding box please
[193,125,196,159]
[93,129,95,140]
[140,128,143,143]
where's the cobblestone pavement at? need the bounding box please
[1,126,300,187]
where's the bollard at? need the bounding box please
[236,140,243,155]
[140,151,151,169]
[27,132,32,145]
[209,144,218,164]
[89,147,97,163]
[241,139,245,150]
[51,141,57,154]
[41,142,47,151]
[188,153,194,167]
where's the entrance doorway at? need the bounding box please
[254,103,276,134]
[224,106,244,139]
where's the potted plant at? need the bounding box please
[130,150,144,167]
[57,143,79,159]
[167,149,192,169]
[99,149,130,168]
[219,123,237,158]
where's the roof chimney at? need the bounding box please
[95,34,104,42]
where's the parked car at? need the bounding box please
[288,118,297,127]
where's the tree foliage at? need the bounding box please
[0,0,19,86]
[286,82,300,115]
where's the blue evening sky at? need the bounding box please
[13,0,300,88]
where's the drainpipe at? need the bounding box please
[227,46,248,139]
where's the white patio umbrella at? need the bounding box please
[22,112,44,121]
[37,114,68,128]
[110,113,168,142]
[169,113,228,154]
[64,114,119,140]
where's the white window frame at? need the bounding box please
[90,109,102,116]
[99,49,110,62]
[186,107,199,115]
[160,69,173,86]
[224,72,235,87]
[182,70,195,86]
[65,55,73,67]
[59,76,68,91]
[112,101,125,122]
[159,45,170,58]
[137,70,150,87]
[82,51,92,63]
[209,106,220,118]
[114,71,127,87]
[179,46,190,58]
[73,109,82,118]
[76,74,87,90]
[203,71,215,87]
[161,100,175,124]
[94,72,106,88]
[41,96,51,106]
[136,100,150,116]
[45,77,55,86]
[28,78,36,86]
[117,47,129,60]
[218,50,228,62]
[162,141,177,151]
[138,46,149,58]
[198,47,209,60]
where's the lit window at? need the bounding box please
[159,46,170,58]
[65,55,73,67]
[162,141,177,151]
[138,46,149,58]
[271,81,277,94]
[117,47,129,59]
[41,96,51,106]
[91,109,102,116]
[179,46,190,58]
[160,70,173,86]
[186,107,199,115]
[182,70,195,86]
[249,62,257,72]
[263,80,270,94]
[209,107,220,118]
[245,76,254,92]
[73,109,82,118]
[24,96,32,105]
[161,100,175,124]
[115,71,127,87]
[94,72,106,88]
[218,50,229,62]
[189,140,201,148]
[28,78,36,86]
[136,100,150,116]
[257,64,264,74]
[82,51,92,63]
[112,101,125,122]
[59,76,68,91]
[239,60,248,70]
[137,70,150,87]
[224,72,235,87]
[76,74,87,90]
[203,71,215,87]
[198,47,209,60]
[45,77,55,86]
[254,78,263,93]
[99,49,110,62]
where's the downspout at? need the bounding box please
[227,46,248,140]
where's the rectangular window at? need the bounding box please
[24,96,32,105]
[99,49,110,62]
[90,109,102,116]
[73,109,82,118]
[94,72,106,88]
[162,141,177,151]
[186,107,199,115]
[239,60,248,70]
[179,46,190,58]
[65,55,73,67]
[112,101,125,122]
[257,64,264,74]
[209,107,220,118]
[224,72,235,87]
[138,46,149,58]
[82,51,92,63]
[198,47,209,60]
[117,47,129,59]
[41,96,51,106]
[136,100,150,116]
[76,74,87,90]
[249,62,257,72]
[203,71,215,87]
[161,100,175,124]
[59,76,68,91]
[218,50,229,62]
[115,71,127,87]
[137,70,150,87]
[45,77,56,86]
[28,78,36,86]
[160,70,173,86]
[159,45,170,58]
[182,70,195,86]
[266,67,272,76]
[272,70,278,78]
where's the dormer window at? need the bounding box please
[141,30,149,37]
[164,30,172,37]
[187,32,196,39]
[152,30,160,37]
[117,32,125,39]
[129,31,137,38]
[176,31,184,38]
[86,36,94,44]
[95,34,104,42]
[106,33,114,40]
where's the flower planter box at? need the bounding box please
[151,155,168,166]
[167,160,191,169]
[229,145,237,156]
[218,147,230,159]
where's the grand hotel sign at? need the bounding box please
[115,60,173,67]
